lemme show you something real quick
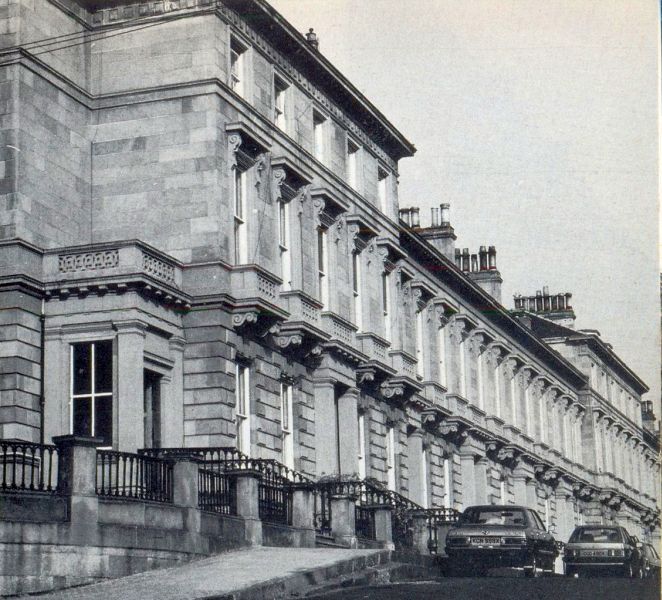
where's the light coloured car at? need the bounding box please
[445,505,558,577]
[563,525,643,578]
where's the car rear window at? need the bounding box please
[460,508,527,526]
[569,528,622,543]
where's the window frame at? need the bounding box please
[69,340,114,448]
[235,362,251,456]
[278,197,292,290]
[317,226,329,309]
[229,36,248,97]
[352,251,362,330]
[346,137,361,190]
[381,270,392,341]
[357,412,367,479]
[313,109,326,162]
[377,166,390,213]
[280,381,294,469]
[386,425,396,491]
[273,72,289,131]
[233,165,248,264]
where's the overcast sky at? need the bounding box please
[270,0,661,411]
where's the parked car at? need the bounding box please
[641,542,660,580]
[563,525,643,578]
[444,505,558,577]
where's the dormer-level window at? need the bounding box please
[313,110,326,161]
[274,74,288,131]
[230,37,247,97]
[377,166,390,213]
[347,138,360,189]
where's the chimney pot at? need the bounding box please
[431,207,439,227]
[454,248,461,268]
[479,246,488,271]
[461,248,470,272]
[399,208,410,226]
[411,207,420,227]
[471,254,478,272]
[488,245,497,270]
[440,203,450,225]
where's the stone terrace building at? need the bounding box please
[0,0,659,549]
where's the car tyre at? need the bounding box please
[565,566,576,577]
[623,563,634,579]
[524,552,542,578]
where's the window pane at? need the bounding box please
[73,344,92,395]
[94,341,113,393]
[95,396,113,446]
[317,229,324,270]
[72,396,92,437]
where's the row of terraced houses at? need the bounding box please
[0,0,659,594]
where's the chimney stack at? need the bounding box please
[465,244,503,303]
[418,203,457,260]
[513,287,576,328]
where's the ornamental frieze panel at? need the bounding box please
[142,253,176,285]
[58,250,119,273]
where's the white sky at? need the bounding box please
[270,0,661,412]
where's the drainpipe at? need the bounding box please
[39,298,45,445]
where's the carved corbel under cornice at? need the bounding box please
[380,380,405,400]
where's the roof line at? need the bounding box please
[238,0,417,160]
[399,225,588,390]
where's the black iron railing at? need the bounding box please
[385,489,420,548]
[0,440,59,493]
[426,507,461,553]
[96,450,173,503]
[139,446,247,465]
[312,477,461,547]
[198,468,235,514]
[218,458,311,525]
[313,478,391,541]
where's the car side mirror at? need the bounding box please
[636,542,643,549]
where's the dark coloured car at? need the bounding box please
[444,505,558,577]
[641,542,660,580]
[563,525,643,578]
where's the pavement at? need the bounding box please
[17,547,388,600]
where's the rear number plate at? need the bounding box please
[581,550,608,557]
[471,537,502,545]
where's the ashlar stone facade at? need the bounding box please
[0,0,658,548]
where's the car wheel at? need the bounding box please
[525,553,542,578]
[565,566,576,577]
[623,563,634,578]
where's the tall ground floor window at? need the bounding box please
[70,340,113,446]
[443,456,453,509]
[386,425,396,490]
[235,363,251,456]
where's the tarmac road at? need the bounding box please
[311,575,660,600]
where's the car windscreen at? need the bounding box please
[569,528,623,543]
[459,508,527,526]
